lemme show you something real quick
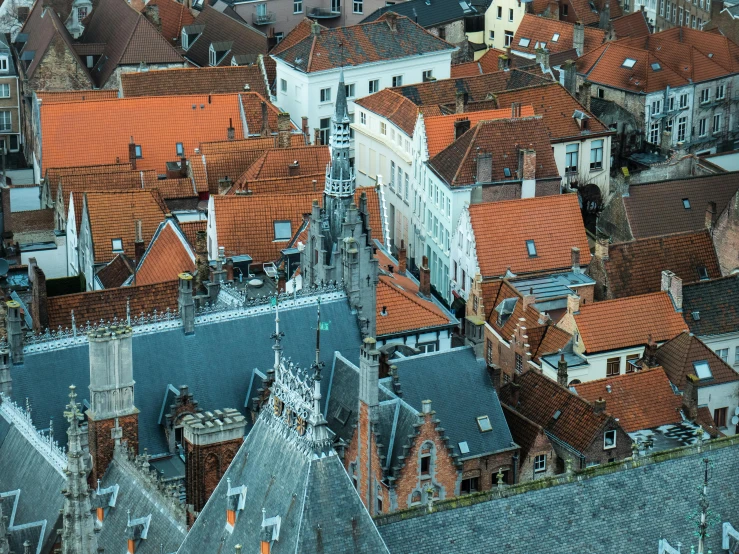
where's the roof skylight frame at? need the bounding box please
[693,360,712,380]
[622,58,637,68]
[476,415,492,432]
[682,198,691,209]
[552,33,560,42]
[526,239,537,257]
[519,37,531,47]
[651,62,662,71]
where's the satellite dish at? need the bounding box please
[0,259,9,277]
[732,415,739,426]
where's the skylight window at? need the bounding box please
[693,360,712,380]
[274,220,292,241]
[503,167,512,178]
[651,62,662,71]
[111,238,123,252]
[526,239,537,257]
[552,33,560,42]
[476,415,492,432]
[698,266,709,280]
[458,441,470,454]
[176,142,184,156]
[622,58,637,68]
[519,38,531,47]
[134,145,142,158]
[682,198,691,209]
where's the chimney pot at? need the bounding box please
[593,397,606,414]
[705,201,717,231]
[421,399,432,414]
[419,256,431,296]
[398,240,407,274]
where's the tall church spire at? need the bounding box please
[61,385,99,554]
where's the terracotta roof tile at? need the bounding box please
[494,82,610,141]
[270,18,316,56]
[36,90,117,103]
[228,173,324,195]
[500,404,546,462]
[147,177,197,199]
[611,10,651,39]
[574,291,688,353]
[58,170,159,213]
[656,331,739,389]
[272,14,454,73]
[450,61,483,78]
[424,106,536,157]
[140,0,195,45]
[84,190,168,262]
[95,253,135,288]
[682,274,739,336]
[135,220,196,285]
[469,194,590,278]
[564,0,623,25]
[44,163,133,203]
[430,116,559,187]
[696,405,724,437]
[178,219,206,249]
[513,15,605,55]
[354,89,420,136]
[47,280,179,329]
[499,370,614,453]
[236,146,330,182]
[573,368,683,432]
[182,5,269,67]
[121,65,267,98]
[359,186,384,245]
[623,173,739,239]
[600,230,721,298]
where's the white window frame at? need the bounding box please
[699,118,707,137]
[280,78,287,93]
[392,75,403,87]
[320,87,331,103]
[589,139,604,170]
[274,220,292,241]
[713,113,722,134]
[716,84,725,100]
[0,57,8,72]
[353,0,362,13]
[534,454,546,472]
[0,84,9,98]
[111,238,124,252]
[604,430,617,450]
[369,79,379,93]
[565,143,578,173]
[504,31,513,47]
[345,83,355,98]
[293,0,303,13]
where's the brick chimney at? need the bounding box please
[593,397,606,414]
[227,118,235,141]
[419,255,431,296]
[195,230,209,293]
[260,102,271,137]
[311,21,321,35]
[476,152,493,183]
[498,54,510,71]
[288,160,300,177]
[573,22,585,55]
[28,258,48,334]
[398,240,407,274]
[705,201,716,232]
[455,91,468,114]
[520,147,536,181]
[547,0,559,18]
[301,116,309,141]
[661,270,683,310]
[571,246,581,273]
[6,300,23,365]
[178,273,195,335]
[536,48,551,70]
[0,347,10,397]
[579,81,592,112]
[355,337,381,513]
[180,156,188,178]
[87,325,139,484]
[454,117,471,139]
[277,113,291,148]
[566,294,580,315]
[128,138,137,171]
[522,288,536,311]
[182,409,246,524]
[660,129,671,156]
[557,353,568,386]
[594,236,609,260]
[599,2,610,29]
[385,10,398,31]
[563,60,576,95]
[642,334,658,367]
[134,219,145,266]
[682,374,699,420]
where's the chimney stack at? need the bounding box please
[277,113,291,148]
[566,294,580,315]
[557,353,568,387]
[128,137,137,170]
[682,374,699,420]
[0,347,10,397]
[398,240,407,274]
[419,256,431,296]
[421,399,432,414]
[547,0,558,18]
[498,54,510,71]
[260,102,271,137]
[660,270,683,311]
[573,22,585,55]
[6,301,23,365]
[180,156,188,178]
[660,129,671,156]
[455,91,468,114]
[571,247,581,273]
[311,21,321,35]
[288,160,300,177]
[454,117,471,139]
[510,373,521,406]
[301,116,309,141]
[563,60,577,95]
[593,397,606,414]
[28,258,48,334]
[595,236,609,260]
[134,219,145,266]
[599,2,610,29]
[178,273,195,335]
[520,147,536,180]
[385,11,398,31]
[522,289,536,311]
[579,81,592,112]
[705,201,716,232]
[227,118,235,141]
[642,334,658,367]
[476,152,493,183]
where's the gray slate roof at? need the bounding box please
[362,0,478,28]
[389,347,515,459]
[682,274,739,337]
[11,295,362,454]
[378,441,739,553]
[177,414,390,553]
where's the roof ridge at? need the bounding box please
[39,91,251,107]
[469,191,577,210]
[451,123,481,186]
[608,227,712,246]
[379,276,449,322]
[576,290,670,310]
[627,170,739,187]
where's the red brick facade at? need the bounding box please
[712,192,739,275]
[87,412,139,484]
[184,436,242,519]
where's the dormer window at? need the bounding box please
[93,482,120,524]
[209,41,233,66]
[622,58,637,68]
[126,513,151,554]
[698,266,709,280]
[181,24,204,51]
[261,510,282,552]
[0,57,8,72]
[225,479,247,532]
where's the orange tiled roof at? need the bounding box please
[47,280,179,329]
[375,250,452,335]
[656,331,739,388]
[147,177,197,199]
[135,220,196,285]
[84,190,168,263]
[45,163,133,203]
[565,0,623,25]
[236,146,330,182]
[121,65,267,99]
[178,220,206,250]
[355,89,420,136]
[424,105,535,157]
[514,15,605,56]
[573,368,682,432]
[611,10,651,39]
[574,291,688,353]
[494,82,610,141]
[140,0,195,45]
[358,186,384,245]
[229,173,325,196]
[451,61,482,78]
[469,194,590,278]
[58,170,159,213]
[36,90,118,103]
[40,93,288,175]
[95,253,135,288]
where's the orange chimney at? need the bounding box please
[127,539,136,554]
[227,509,236,527]
[260,540,270,554]
[96,507,104,522]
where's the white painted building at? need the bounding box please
[65,193,80,277]
[484,0,526,51]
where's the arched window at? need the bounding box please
[568,379,581,386]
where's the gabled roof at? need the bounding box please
[429,116,559,186]
[423,105,536,157]
[58,170,159,214]
[499,369,614,453]
[598,230,721,298]
[135,219,196,285]
[178,219,206,249]
[45,162,133,202]
[272,13,455,73]
[513,14,605,56]
[236,145,330,182]
[611,10,651,39]
[140,0,195,45]
[270,17,315,56]
[354,88,420,136]
[362,0,479,28]
[573,291,687,353]
[36,90,117,103]
[80,0,184,87]
[148,177,197,199]
[121,65,267,98]
[565,0,623,25]
[84,190,167,263]
[682,274,739,336]
[573,368,682,432]
[228,172,325,196]
[656,331,739,388]
[494,82,610,141]
[182,5,268,67]
[622,173,739,238]
[96,253,135,288]
[468,194,590,278]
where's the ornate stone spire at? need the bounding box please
[61,385,99,554]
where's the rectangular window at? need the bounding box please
[504,31,513,47]
[0,84,9,98]
[651,99,661,115]
[420,455,430,475]
[293,0,302,12]
[699,118,707,137]
[604,430,617,449]
[515,353,523,374]
[369,79,379,93]
[460,477,479,494]
[678,7,683,25]
[0,111,11,132]
[534,454,546,473]
[404,172,409,201]
[679,93,688,108]
[713,407,727,428]
[735,346,739,365]
[700,89,710,103]
[698,17,702,27]
[392,75,403,87]
[626,354,639,373]
[649,122,660,144]
[423,70,433,82]
[716,84,725,100]
[508,7,514,20]
[672,3,676,21]
[379,121,387,135]
[389,160,396,189]
[606,357,620,376]
[353,0,362,12]
[176,142,184,156]
[562,3,568,14]
[692,15,696,27]
[280,78,287,93]
[345,83,355,98]
[319,117,331,146]
[525,239,536,257]
[134,144,142,158]
[320,87,331,103]
[565,143,579,173]
[274,220,292,241]
[716,348,729,362]
[111,238,123,252]
[497,5,502,17]
[360,112,366,125]
[590,139,603,170]
[714,113,722,134]
[660,0,664,15]
[0,57,7,72]
[489,30,494,41]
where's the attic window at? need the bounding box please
[526,239,537,257]
[112,238,123,252]
[693,360,712,380]
[503,167,512,178]
[622,58,637,68]
[682,198,691,209]
[692,311,700,321]
[519,37,531,47]
[458,441,470,454]
[552,33,560,42]
[697,266,709,280]
[176,143,184,156]
[476,415,492,432]
[651,62,662,71]
[134,145,142,158]
[333,403,352,425]
[225,482,247,532]
[274,220,292,241]
[209,41,233,67]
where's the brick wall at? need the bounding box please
[87,413,138,484]
[712,191,739,275]
[1,187,55,234]
[517,433,557,482]
[184,436,242,519]
[483,319,533,382]
[460,449,518,490]
[30,34,94,91]
[581,419,632,466]
[481,183,521,203]
[534,179,561,197]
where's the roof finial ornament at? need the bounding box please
[270,301,284,379]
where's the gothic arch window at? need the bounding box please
[419,441,434,477]
[410,490,422,505]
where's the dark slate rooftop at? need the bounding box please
[378,440,739,553]
[11,293,361,454]
[682,274,739,337]
[388,347,515,459]
[362,0,479,28]
[177,414,390,553]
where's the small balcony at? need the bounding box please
[308,6,341,17]
[252,11,276,25]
